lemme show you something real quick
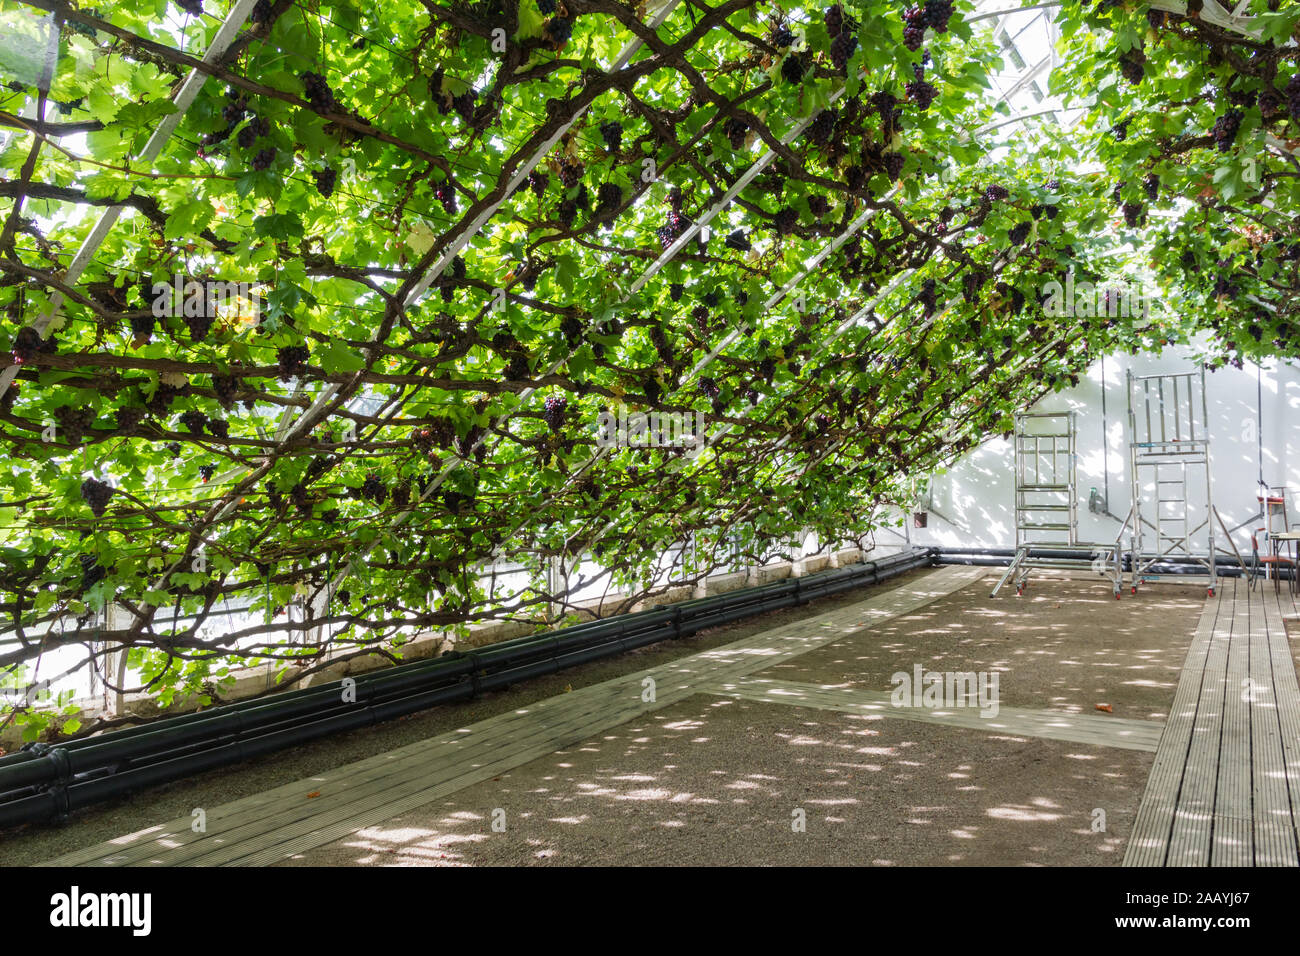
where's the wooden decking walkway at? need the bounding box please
[1124,577,1300,866]
[44,566,985,867]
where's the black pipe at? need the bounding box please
[0,549,929,828]
[932,547,1281,579]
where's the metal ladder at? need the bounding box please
[992,412,1123,597]
[1119,368,1218,596]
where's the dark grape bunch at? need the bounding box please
[1122,202,1145,228]
[918,278,937,316]
[300,71,337,114]
[251,147,276,171]
[924,0,954,33]
[277,344,310,381]
[599,120,622,153]
[361,473,387,505]
[883,152,905,180]
[80,477,114,517]
[250,0,273,24]
[724,117,749,149]
[1287,74,1300,123]
[906,75,936,111]
[177,0,203,16]
[79,555,105,593]
[312,166,337,198]
[10,325,53,364]
[830,31,858,74]
[984,184,1009,202]
[1008,221,1031,246]
[769,24,794,48]
[179,410,208,434]
[542,394,568,432]
[545,15,573,47]
[538,0,556,12]
[1211,109,1243,152]
[807,108,836,145]
[1143,173,1159,202]
[902,6,927,51]
[1119,47,1146,86]
[773,207,798,235]
[808,194,830,218]
[782,52,806,85]
[725,229,751,252]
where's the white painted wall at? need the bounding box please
[913,340,1300,559]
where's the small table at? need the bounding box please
[1271,531,1300,594]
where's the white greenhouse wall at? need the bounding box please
[913,341,1300,558]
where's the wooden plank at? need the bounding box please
[1124,585,1222,867]
[1259,585,1300,865]
[1166,578,1232,867]
[1211,577,1252,865]
[46,565,985,867]
[706,678,1165,751]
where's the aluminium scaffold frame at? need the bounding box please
[991,411,1124,597]
[1119,367,1221,597]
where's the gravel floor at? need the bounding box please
[274,575,1204,867]
[0,568,928,866]
[274,695,1144,867]
[766,578,1206,720]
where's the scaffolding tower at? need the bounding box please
[1121,368,1218,596]
[991,412,1123,597]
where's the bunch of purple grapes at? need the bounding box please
[1211,109,1244,152]
[80,477,114,517]
[542,394,568,432]
[312,167,337,198]
[301,72,336,114]
[277,344,310,381]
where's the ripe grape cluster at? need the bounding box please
[277,345,310,381]
[773,207,798,235]
[781,53,806,85]
[177,0,204,16]
[807,108,836,145]
[1287,75,1300,122]
[54,405,95,443]
[80,477,114,517]
[1211,109,1243,152]
[770,25,794,48]
[542,395,567,432]
[599,120,622,153]
[79,555,105,593]
[724,117,748,149]
[362,473,387,505]
[251,147,276,171]
[725,230,751,252]
[180,410,208,434]
[312,167,337,198]
[10,325,51,364]
[545,16,573,46]
[1008,221,1031,246]
[1143,173,1159,202]
[902,7,927,51]
[884,152,905,180]
[301,72,337,114]
[906,76,936,111]
[1119,48,1146,86]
